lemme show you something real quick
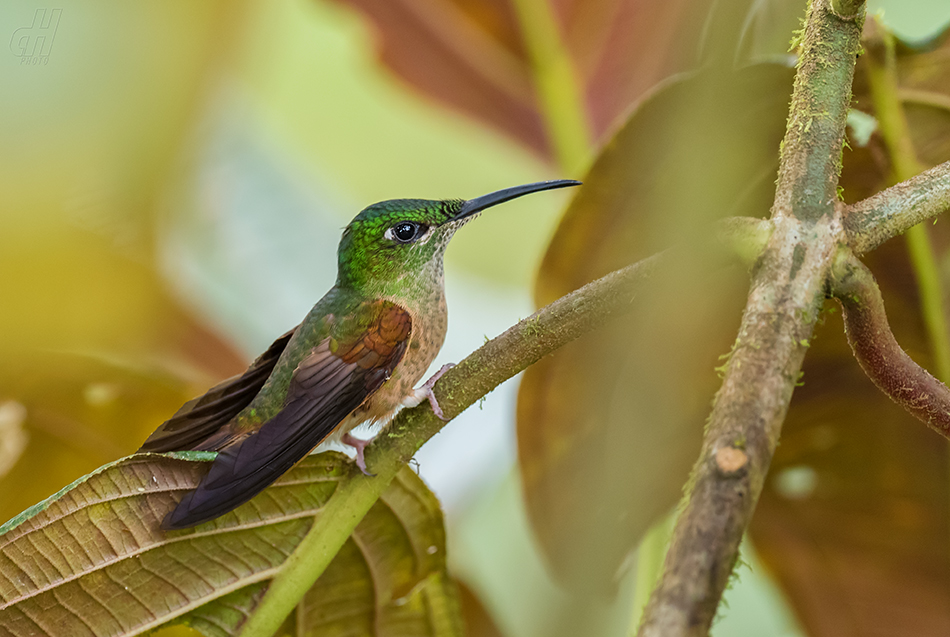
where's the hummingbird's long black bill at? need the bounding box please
[454,179,581,221]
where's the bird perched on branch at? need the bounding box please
[139,179,580,530]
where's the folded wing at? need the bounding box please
[162,301,412,529]
[138,328,297,453]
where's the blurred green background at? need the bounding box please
[2,1,949,636]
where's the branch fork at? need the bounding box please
[635,0,950,633]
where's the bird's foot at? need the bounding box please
[403,363,455,421]
[342,432,375,476]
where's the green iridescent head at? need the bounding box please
[335,180,580,295]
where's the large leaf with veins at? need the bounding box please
[0,452,461,637]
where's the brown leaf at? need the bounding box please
[848,21,950,188]
[750,245,950,637]
[517,63,794,591]
[0,453,462,637]
[456,580,504,637]
[895,21,950,94]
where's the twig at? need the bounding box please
[899,88,950,114]
[636,2,864,635]
[831,249,950,439]
[510,0,592,173]
[844,160,950,253]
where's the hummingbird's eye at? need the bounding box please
[386,221,426,243]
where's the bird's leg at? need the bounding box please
[342,432,374,476]
[402,363,454,420]
[347,364,454,476]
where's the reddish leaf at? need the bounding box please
[559,0,718,138]
[332,0,546,154]
[329,0,745,158]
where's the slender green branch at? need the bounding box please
[637,2,865,635]
[905,232,950,379]
[630,513,675,632]
[845,161,950,252]
[864,18,927,179]
[900,88,950,114]
[864,17,950,382]
[510,0,592,173]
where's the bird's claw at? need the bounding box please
[342,432,376,477]
[403,363,454,421]
[422,363,454,420]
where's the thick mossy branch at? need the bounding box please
[830,0,865,18]
[636,2,864,636]
[845,161,950,253]
[773,0,864,223]
[832,250,950,439]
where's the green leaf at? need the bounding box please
[0,453,462,637]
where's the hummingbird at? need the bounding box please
[139,179,580,530]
